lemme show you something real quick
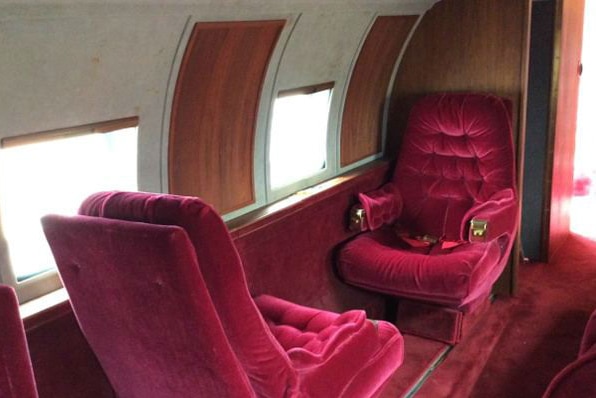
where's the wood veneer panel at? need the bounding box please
[388,0,530,156]
[340,15,417,167]
[169,21,284,214]
[546,0,585,260]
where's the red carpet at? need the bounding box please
[415,233,596,397]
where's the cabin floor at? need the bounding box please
[379,233,596,398]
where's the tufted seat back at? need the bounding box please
[392,93,515,241]
[78,192,296,397]
[68,191,404,397]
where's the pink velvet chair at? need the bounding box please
[42,191,404,397]
[0,284,39,398]
[338,93,518,343]
[543,309,596,398]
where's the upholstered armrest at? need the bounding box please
[460,188,518,242]
[350,182,403,232]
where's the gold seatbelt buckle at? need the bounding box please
[470,219,488,242]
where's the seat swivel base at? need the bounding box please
[395,297,491,345]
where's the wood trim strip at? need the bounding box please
[1,117,138,149]
[277,81,335,98]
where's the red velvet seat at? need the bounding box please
[543,309,596,398]
[0,284,39,398]
[43,191,404,397]
[338,93,518,334]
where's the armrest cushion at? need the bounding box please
[461,188,518,242]
[357,182,403,231]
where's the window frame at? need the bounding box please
[265,82,337,203]
[0,116,138,303]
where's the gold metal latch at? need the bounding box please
[349,206,366,232]
[470,219,488,242]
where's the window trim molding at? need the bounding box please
[0,116,139,304]
[1,116,139,149]
[266,81,337,203]
[276,81,335,98]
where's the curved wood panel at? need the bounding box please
[169,20,284,214]
[340,15,417,167]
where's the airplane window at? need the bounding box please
[0,119,138,293]
[269,84,332,189]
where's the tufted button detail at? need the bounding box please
[153,278,164,289]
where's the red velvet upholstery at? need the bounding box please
[43,216,255,397]
[543,309,596,398]
[44,191,404,397]
[339,93,518,311]
[579,309,596,356]
[0,284,39,398]
[357,182,403,231]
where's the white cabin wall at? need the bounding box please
[0,1,439,194]
[0,13,185,193]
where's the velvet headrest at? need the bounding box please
[79,191,213,227]
[395,92,515,202]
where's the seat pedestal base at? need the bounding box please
[396,297,491,345]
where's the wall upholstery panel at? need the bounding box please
[169,21,284,214]
[340,15,418,167]
[388,0,531,293]
[229,161,392,316]
[25,304,114,398]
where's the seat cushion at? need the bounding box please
[338,227,506,310]
[254,295,404,398]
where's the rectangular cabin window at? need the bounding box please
[0,117,138,302]
[268,83,333,190]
